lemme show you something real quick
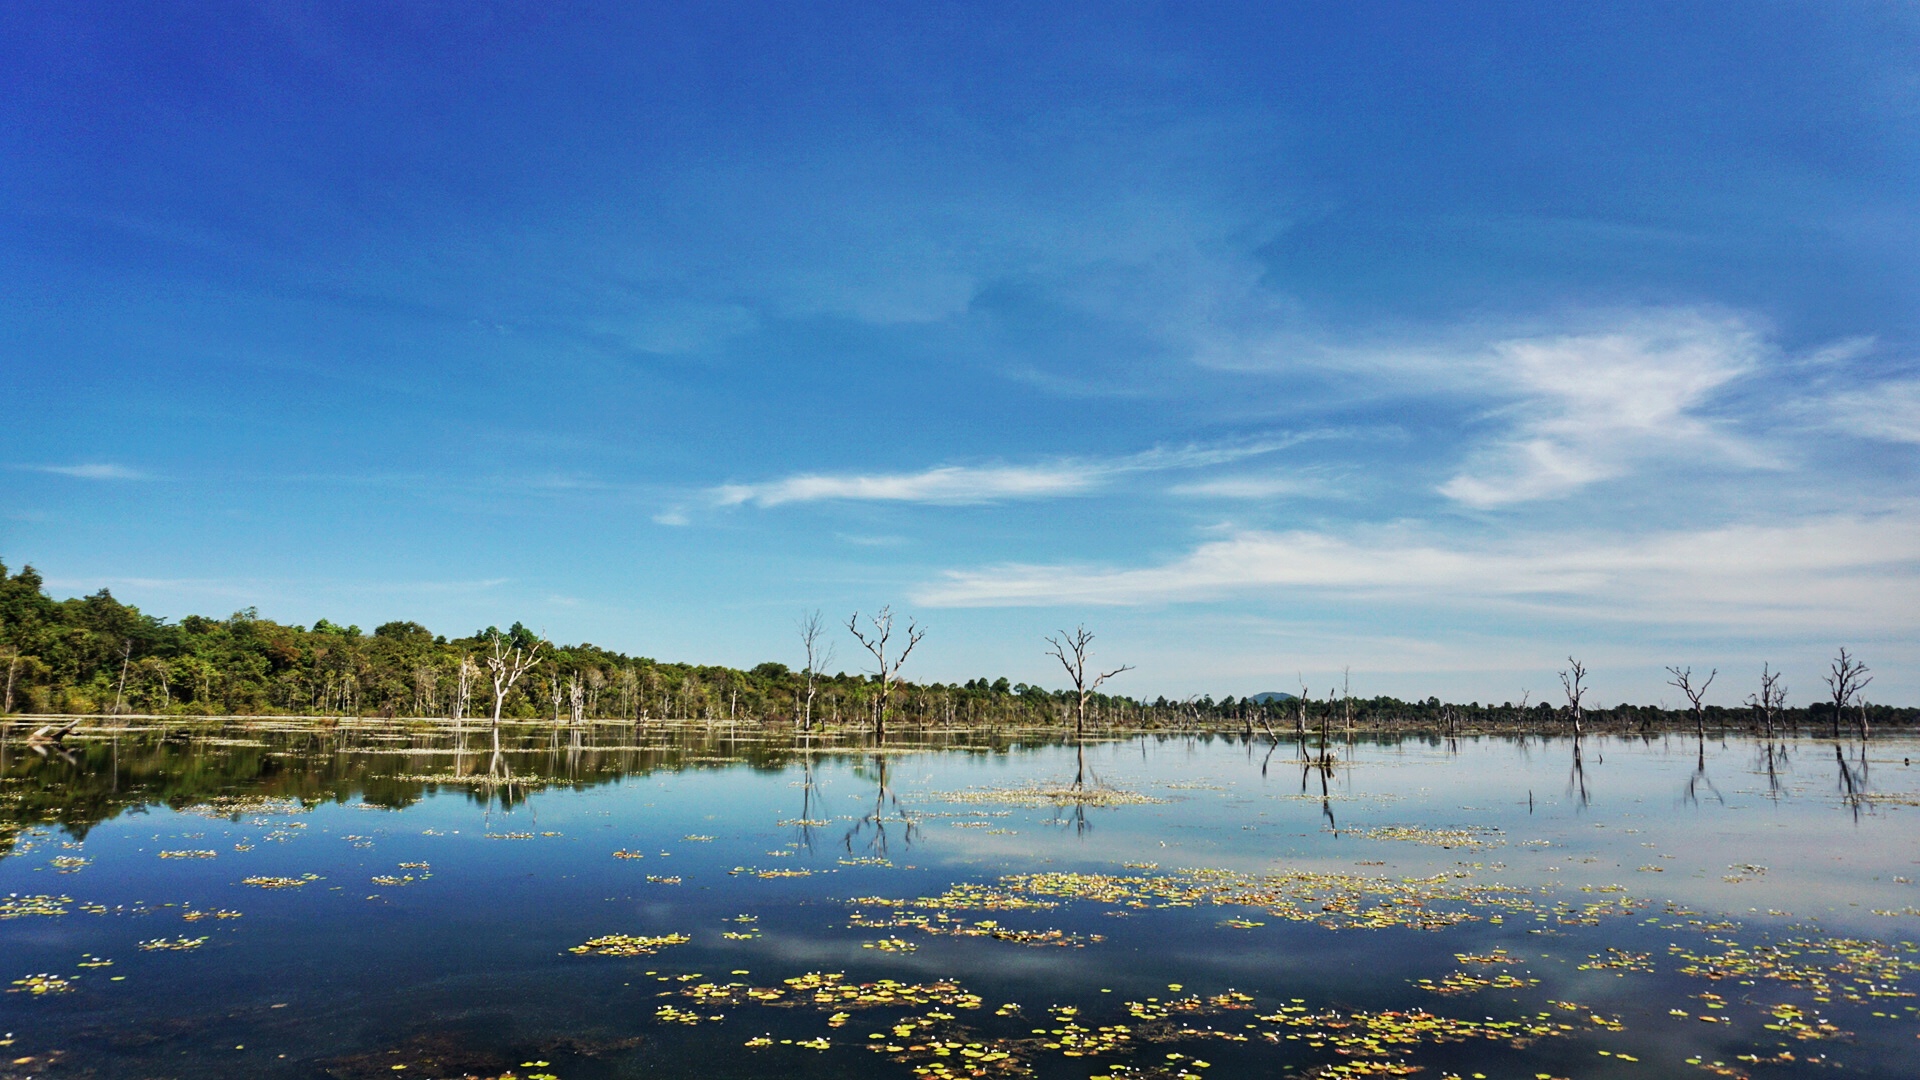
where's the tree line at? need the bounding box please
[0,560,1910,733]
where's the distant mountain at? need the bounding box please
[1247,691,1296,703]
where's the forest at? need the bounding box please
[1,560,1909,733]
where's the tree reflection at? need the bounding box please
[844,754,915,858]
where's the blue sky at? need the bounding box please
[4,1,1917,705]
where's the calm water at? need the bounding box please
[2,722,1917,1080]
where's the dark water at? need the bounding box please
[2,722,1917,1080]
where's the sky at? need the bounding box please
[3,1,1917,705]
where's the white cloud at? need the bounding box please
[20,463,150,480]
[711,438,1303,508]
[1170,474,1321,500]
[913,514,1920,634]
[714,464,1095,507]
[1821,379,1920,444]
[1439,311,1767,507]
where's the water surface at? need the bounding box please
[3,723,1917,1080]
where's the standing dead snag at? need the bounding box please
[798,610,835,733]
[452,654,475,729]
[1559,653,1589,734]
[1824,647,1872,740]
[1746,664,1786,740]
[1665,665,1716,740]
[483,632,544,769]
[846,606,924,741]
[1559,657,1587,737]
[1044,625,1134,739]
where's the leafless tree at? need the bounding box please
[1044,625,1134,739]
[3,640,19,715]
[798,610,835,733]
[567,672,586,726]
[483,632,544,766]
[111,637,133,716]
[452,654,475,728]
[846,606,924,741]
[412,664,438,717]
[1746,664,1786,740]
[1665,665,1716,740]
[1824,647,1872,740]
[1342,666,1353,736]
[1559,657,1587,737]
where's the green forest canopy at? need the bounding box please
[0,560,1905,730]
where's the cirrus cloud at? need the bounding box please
[913,513,1920,635]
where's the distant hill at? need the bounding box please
[1248,691,1296,703]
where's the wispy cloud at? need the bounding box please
[1439,311,1767,507]
[1170,473,1325,500]
[913,514,1920,633]
[715,464,1094,507]
[18,463,151,481]
[1818,378,1920,444]
[711,437,1307,508]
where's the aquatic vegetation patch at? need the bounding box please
[179,795,311,819]
[929,785,1164,808]
[242,874,321,888]
[0,893,72,918]
[1668,934,1920,1004]
[850,908,1105,948]
[137,935,209,951]
[1413,970,1539,995]
[1577,947,1653,973]
[568,932,691,957]
[181,907,243,921]
[1354,825,1504,851]
[9,973,76,995]
[157,849,219,859]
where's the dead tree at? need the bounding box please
[1665,665,1716,740]
[568,672,586,727]
[798,609,834,733]
[1342,666,1353,736]
[1044,625,1134,739]
[111,638,133,716]
[2,643,19,715]
[1823,647,1872,740]
[846,606,924,741]
[452,654,475,728]
[483,632,544,766]
[1559,657,1587,737]
[1746,664,1785,740]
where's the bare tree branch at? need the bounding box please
[1045,625,1134,739]
[1559,657,1587,737]
[1665,665,1716,741]
[846,605,924,740]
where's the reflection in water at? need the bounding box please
[1834,740,1867,822]
[1681,736,1725,806]
[845,754,916,857]
[6,723,1920,1080]
[1566,736,1590,809]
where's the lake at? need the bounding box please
[3,721,1917,1079]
